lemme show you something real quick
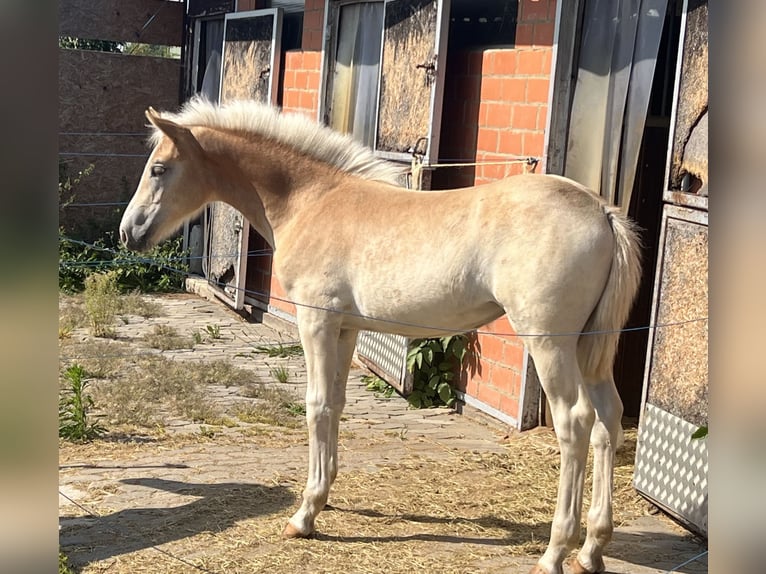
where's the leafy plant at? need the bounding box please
[691,425,708,440]
[363,374,395,399]
[59,364,106,442]
[405,335,468,409]
[270,365,291,384]
[59,232,188,294]
[83,271,120,337]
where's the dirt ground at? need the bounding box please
[59,293,708,574]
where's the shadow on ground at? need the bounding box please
[59,478,294,570]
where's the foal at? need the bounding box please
[120,97,641,574]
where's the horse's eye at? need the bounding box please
[151,164,166,177]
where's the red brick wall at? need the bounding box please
[448,0,557,425]
[266,0,325,317]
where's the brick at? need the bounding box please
[295,71,309,90]
[283,70,297,90]
[285,50,303,68]
[485,103,512,128]
[284,89,300,110]
[526,78,550,103]
[477,381,502,410]
[491,50,517,75]
[523,131,546,156]
[479,334,505,361]
[498,131,523,155]
[304,10,322,33]
[520,0,550,22]
[500,395,520,419]
[481,77,503,101]
[537,105,549,130]
[303,51,322,71]
[491,364,519,391]
[505,341,526,370]
[533,21,555,46]
[477,128,498,152]
[307,71,320,91]
[501,77,526,102]
[517,50,545,75]
[512,104,538,130]
[298,90,318,112]
[515,23,534,47]
[549,0,559,21]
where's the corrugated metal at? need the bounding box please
[270,0,305,14]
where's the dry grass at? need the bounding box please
[59,294,655,574]
[142,324,195,351]
[60,429,648,574]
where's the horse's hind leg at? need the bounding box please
[283,311,355,538]
[527,338,595,574]
[573,376,624,574]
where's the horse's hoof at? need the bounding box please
[528,565,550,574]
[570,558,604,574]
[282,522,310,539]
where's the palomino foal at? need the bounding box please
[120,97,641,574]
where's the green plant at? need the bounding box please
[59,232,188,294]
[270,365,291,384]
[192,330,204,345]
[405,335,468,409]
[59,364,106,442]
[363,374,395,398]
[59,551,76,574]
[254,342,304,358]
[692,425,708,440]
[83,271,120,337]
[206,324,222,339]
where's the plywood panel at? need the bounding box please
[221,14,277,102]
[669,0,707,191]
[376,0,447,160]
[58,49,180,239]
[646,212,708,426]
[59,0,184,46]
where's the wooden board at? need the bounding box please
[58,49,180,239]
[59,0,183,46]
[375,0,449,163]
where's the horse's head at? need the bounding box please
[120,108,208,252]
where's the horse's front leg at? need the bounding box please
[283,310,352,538]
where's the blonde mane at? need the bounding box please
[149,96,405,185]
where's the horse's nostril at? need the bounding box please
[120,228,128,246]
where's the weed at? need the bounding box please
[235,384,305,428]
[205,324,222,339]
[362,374,395,399]
[142,324,194,351]
[59,551,76,574]
[270,364,290,384]
[254,342,303,358]
[84,271,120,337]
[59,364,107,442]
[192,330,203,345]
[199,425,217,438]
[118,291,163,318]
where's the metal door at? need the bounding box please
[204,9,282,309]
[374,0,450,165]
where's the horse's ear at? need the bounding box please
[145,107,203,157]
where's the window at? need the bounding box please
[326,1,385,147]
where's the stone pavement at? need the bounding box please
[59,290,707,573]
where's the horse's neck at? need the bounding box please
[204,129,330,248]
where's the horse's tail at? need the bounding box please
[577,206,643,381]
